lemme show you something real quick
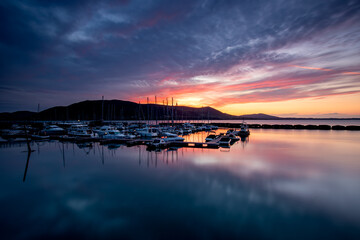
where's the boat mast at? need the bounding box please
[155,96,158,125]
[101,96,104,122]
[147,97,150,125]
[171,97,174,127]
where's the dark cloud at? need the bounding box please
[0,0,359,112]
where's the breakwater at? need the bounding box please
[211,123,360,130]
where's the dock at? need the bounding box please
[170,141,219,149]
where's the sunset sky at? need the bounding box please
[0,0,359,117]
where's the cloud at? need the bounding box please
[0,0,359,113]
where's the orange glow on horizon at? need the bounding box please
[127,63,360,118]
[130,91,360,118]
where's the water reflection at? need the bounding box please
[1,129,360,239]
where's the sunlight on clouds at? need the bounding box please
[190,75,220,84]
[218,93,360,117]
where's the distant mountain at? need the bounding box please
[0,99,280,121]
[238,113,281,120]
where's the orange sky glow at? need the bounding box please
[130,64,360,118]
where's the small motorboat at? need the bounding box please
[238,122,250,137]
[218,136,231,146]
[163,136,185,142]
[102,130,126,139]
[205,134,217,142]
[40,125,65,135]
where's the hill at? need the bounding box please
[238,113,281,120]
[0,100,243,121]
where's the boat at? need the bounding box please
[93,125,117,136]
[218,136,231,146]
[1,129,25,139]
[163,136,185,142]
[228,133,239,144]
[67,125,98,138]
[161,132,178,137]
[209,125,218,130]
[136,127,159,137]
[205,134,217,142]
[238,122,250,137]
[40,125,65,135]
[102,129,126,139]
[226,129,235,134]
[182,128,192,135]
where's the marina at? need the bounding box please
[1,0,360,239]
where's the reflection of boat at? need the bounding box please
[148,138,166,148]
[167,146,181,151]
[238,122,250,137]
[107,144,121,149]
[31,135,50,140]
[240,136,248,142]
[77,142,93,148]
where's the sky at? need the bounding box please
[0,0,360,117]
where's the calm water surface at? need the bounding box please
[0,129,360,239]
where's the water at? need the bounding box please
[0,129,360,239]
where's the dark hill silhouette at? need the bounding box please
[237,113,280,120]
[0,99,280,121]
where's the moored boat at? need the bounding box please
[238,122,250,137]
[40,125,65,135]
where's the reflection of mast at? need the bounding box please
[147,151,149,167]
[101,145,104,165]
[240,136,249,149]
[155,152,158,168]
